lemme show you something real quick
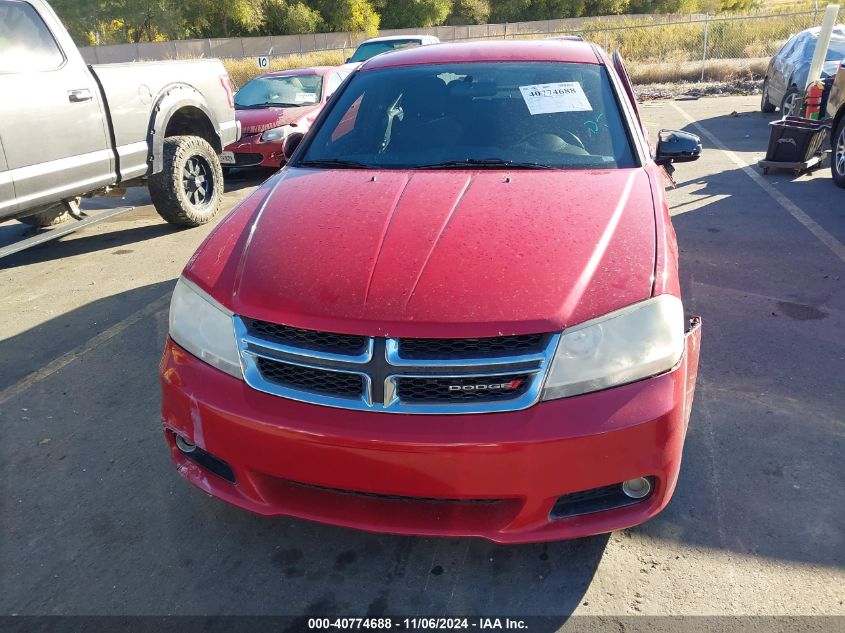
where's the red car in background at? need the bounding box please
[221,66,351,171]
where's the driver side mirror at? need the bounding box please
[283,132,305,161]
[655,129,702,165]
[346,57,352,63]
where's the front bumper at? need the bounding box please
[159,320,701,543]
[223,133,284,169]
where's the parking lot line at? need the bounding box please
[669,101,845,265]
[0,293,170,406]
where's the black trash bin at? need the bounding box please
[765,116,830,164]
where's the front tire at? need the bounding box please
[832,116,845,189]
[149,136,224,228]
[761,79,776,113]
[780,86,801,118]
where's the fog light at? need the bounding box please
[621,477,652,499]
[175,434,196,454]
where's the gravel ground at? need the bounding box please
[637,79,762,102]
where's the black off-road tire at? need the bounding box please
[832,116,845,189]
[18,205,71,227]
[149,136,224,227]
[761,79,776,113]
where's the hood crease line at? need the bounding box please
[404,173,475,309]
[364,172,413,303]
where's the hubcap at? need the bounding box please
[783,92,797,117]
[182,156,212,207]
[836,127,845,177]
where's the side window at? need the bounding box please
[0,0,65,73]
[325,73,343,98]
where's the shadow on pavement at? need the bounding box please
[0,171,268,267]
[644,156,845,570]
[0,222,176,270]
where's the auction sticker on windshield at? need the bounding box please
[519,82,592,115]
[295,92,318,104]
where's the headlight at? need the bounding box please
[261,125,293,142]
[541,295,684,401]
[169,278,242,379]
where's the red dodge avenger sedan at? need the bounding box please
[160,40,703,543]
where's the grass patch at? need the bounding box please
[222,50,348,87]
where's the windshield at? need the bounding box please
[235,75,323,109]
[298,62,636,170]
[349,39,423,62]
[825,38,845,61]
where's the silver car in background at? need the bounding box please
[761,25,845,116]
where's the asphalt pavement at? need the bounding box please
[0,96,843,624]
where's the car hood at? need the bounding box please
[192,168,657,338]
[236,106,319,135]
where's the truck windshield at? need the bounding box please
[235,75,323,109]
[349,39,423,63]
[298,62,636,170]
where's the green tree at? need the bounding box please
[446,0,491,24]
[313,0,381,34]
[263,0,324,34]
[50,0,99,44]
[180,0,265,37]
[112,0,183,43]
[490,1,588,22]
[583,0,629,15]
[376,0,453,28]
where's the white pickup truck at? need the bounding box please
[0,0,240,228]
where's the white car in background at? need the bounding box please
[344,34,441,68]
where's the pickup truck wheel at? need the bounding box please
[149,136,224,227]
[18,205,71,227]
[833,117,845,189]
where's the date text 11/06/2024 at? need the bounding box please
[307,618,528,630]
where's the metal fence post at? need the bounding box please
[700,14,709,82]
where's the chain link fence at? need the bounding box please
[81,10,824,85]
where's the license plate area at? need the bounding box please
[219,151,236,165]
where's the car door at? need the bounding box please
[770,36,801,101]
[0,133,16,217]
[0,0,112,212]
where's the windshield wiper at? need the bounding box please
[297,158,370,169]
[235,102,299,110]
[417,158,554,170]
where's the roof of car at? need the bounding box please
[359,34,434,43]
[360,40,600,71]
[263,66,341,78]
[795,24,845,39]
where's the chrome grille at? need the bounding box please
[395,373,533,402]
[244,318,368,356]
[256,358,365,398]
[398,334,546,360]
[235,317,558,414]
